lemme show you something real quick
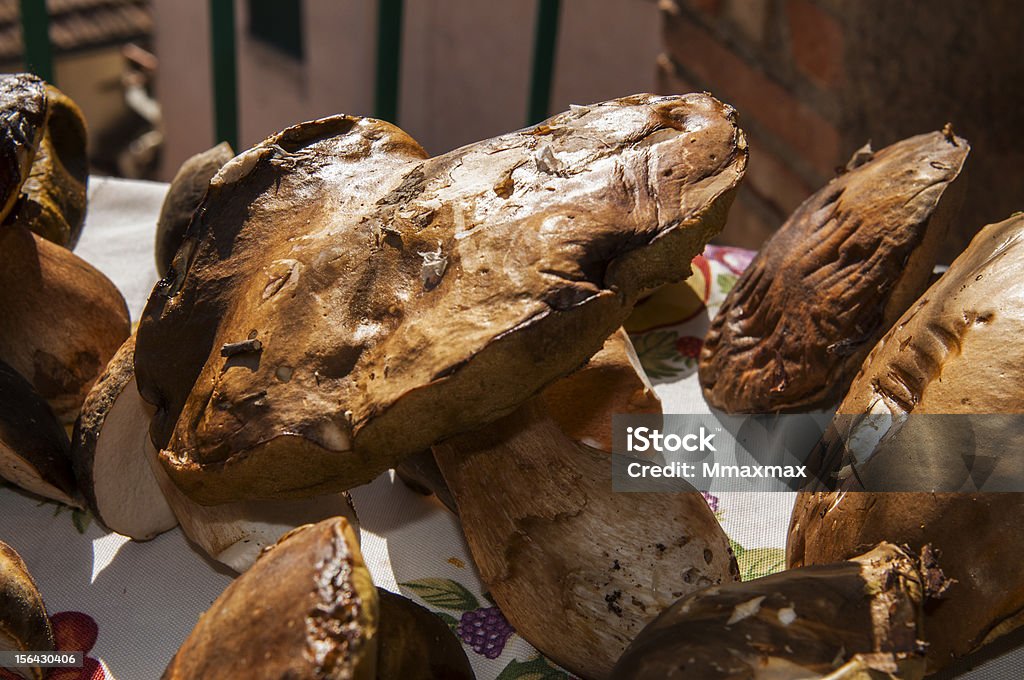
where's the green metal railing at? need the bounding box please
[17,0,563,148]
[19,0,54,84]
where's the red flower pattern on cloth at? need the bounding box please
[675,335,703,359]
[0,612,105,680]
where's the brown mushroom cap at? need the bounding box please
[0,74,47,224]
[700,131,969,413]
[375,588,473,679]
[8,84,89,249]
[0,358,76,506]
[788,214,1024,669]
[0,540,55,680]
[71,335,176,539]
[162,516,378,679]
[613,542,939,680]
[137,94,747,503]
[0,225,130,424]
[154,142,234,275]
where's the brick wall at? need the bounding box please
[659,0,1024,259]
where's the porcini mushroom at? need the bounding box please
[73,335,359,570]
[0,225,129,425]
[162,517,378,679]
[136,93,747,504]
[6,84,89,249]
[700,130,969,413]
[0,358,76,506]
[0,540,55,680]
[397,327,661,511]
[613,542,944,680]
[71,335,176,539]
[432,330,735,679]
[0,74,88,248]
[154,142,233,275]
[788,213,1024,670]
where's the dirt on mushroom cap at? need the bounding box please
[136,93,747,504]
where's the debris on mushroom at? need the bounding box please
[0,225,130,424]
[162,517,378,679]
[135,94,747,503]
[154,142,234,275]
[788,213,1024,670]
[0,73,89,248]
[613,543,942,680]
[433,377,735,679]
[376,588,473,679]
[700,129,969,413]
[0,358,77,506]
[72,335,359,569]
[0,540,55,680]
[71,335,176,540]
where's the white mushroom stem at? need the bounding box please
[144,437,358,573]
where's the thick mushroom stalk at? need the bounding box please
[0,226,130,425]
[72,335,176,539]
[432,330,736,679]
[788,213,1024,670]
[700,130,968,413]
[136,93,747,504]
[0,541,55,680]
[613,543,942,679]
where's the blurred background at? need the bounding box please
[2,0,1022,255]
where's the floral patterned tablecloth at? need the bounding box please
[0,179,1013,679]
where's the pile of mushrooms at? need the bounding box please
[7,72,1011,679]
[0,73,128,511]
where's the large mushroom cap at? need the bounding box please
[155,142,234,275]
[0,225,130,424]
[700,130,969,413]
[788,213,1024,669]
[8,83,89,249]
[137,93,747,503]
[375,589,473,679]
